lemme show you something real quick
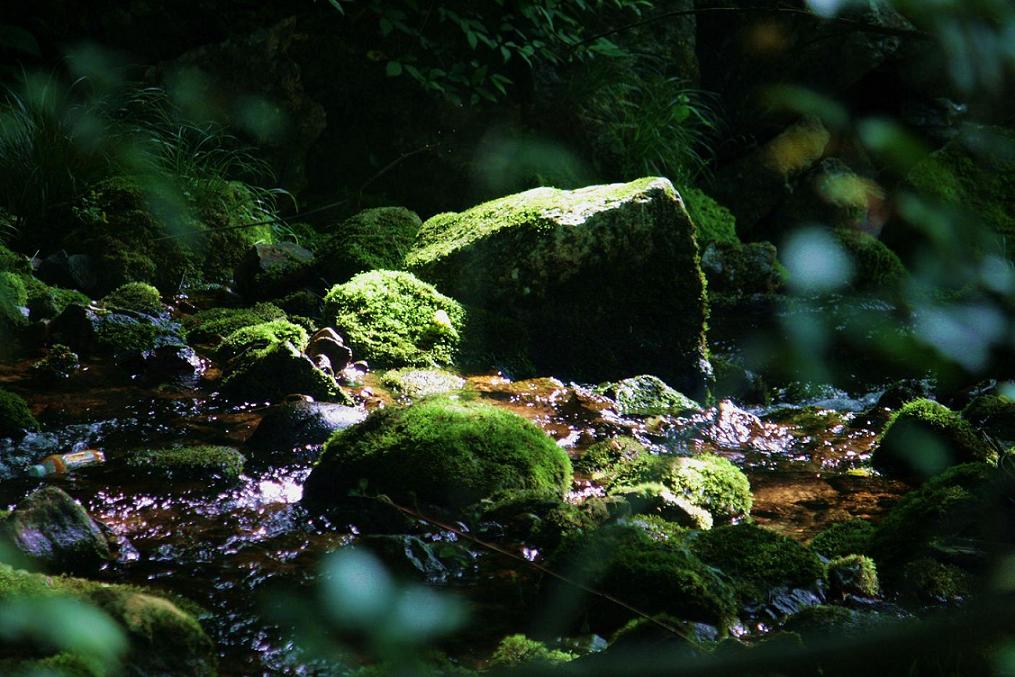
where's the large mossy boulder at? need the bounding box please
[220,340,348,403]
[962,394,1015,441]
[303,397,572,511]
[872,399,995,480]
[323,270,466,369]
[317,207,422,284]
[0,486,114,575]
[405,177,710,397]
[0,563,216,675]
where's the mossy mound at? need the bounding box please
[488,634,575,669]
[547,522,738,632]
[962,394,1015,440]
[690,524,825,604]
[609,481,714,529]
[30,344,81,381]
[317,207,422,283]
[323,270,466,369]
[405,177,710,397]
[304,397,572,511]
[899,557,972,602]
[574,435,648,478]
[101,282,164,316]
[872,399,995,479]
[682,185,738,246]
[380,368,465,400]
[0,563,216,675]
[20,274,90,321]
[127,445,246,483]
[0,389,38,439]
[217,319,309,361]
[596,375,699,416]
[0,271,27,341]
[781,605,885,642]
[809,519,876,559]
[183,302,287,345]
[94,314,159,354]
[475,489,620,549]
[826,554,879,598]
[833,227,907,293]
[220,340,346,403]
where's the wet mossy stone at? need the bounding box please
[127,445,246,483]
[682,185,738,246]
[0,486,114,575]
[574,435,648,479]
[609,481,714,530]
[689,524,825,605]
[809,519,876,559]
[833,227,907,294]
[216,318,309,361]
[183,302,287,346]
[324,270,466,369]
[962,394,1015,441]
[872,398,995,480]
[18,272,90,322]
[380,368,465,400]
[101,282,164,316]
[475,489,620,548]
[317,207,422,283]
[405,177,710,397]
[0,563,216,675]
[781,605,885,642]
[234,242,315,300]
[826,554,879,598]
[596,375,699,416]
[304,398,572,511]
[898,557,972,602]
[546,522,737,633]
[0,389,38,439]
[220,340,349,404]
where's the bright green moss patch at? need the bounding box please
[0,389,38,438]
[95,315,159,354]
[682,185,738,246]
[127,445,246,483]
[183,302,286,345]
[610,481,714,529]
[873,398,995,479]
[304,397,572,511]
[809,518,876,559]
[574,435,648,478]
[596,375,699,416]
[101,282,163,316]
[0,272,27,334]
[489,634,575,669]
[324,270,466,369]
[827,554,879,597]
[217,319,309,360]
[21,274,90,320]
[690,524,825,604]
[318,207,422,283]
[380,368,465,400]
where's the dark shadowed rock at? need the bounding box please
[246,398,365,460]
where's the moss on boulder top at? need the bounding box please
[217,319,309,361]
[405,177,710,397]
[380,368,465,400]
[317,207,422,283]
[872,398,995,480]
[183,302,287,346]
[809,518,876,559]
[324,270,466,369]
[0,389,38,439]
[101,282,164,316]
[220,340,347,403]
[303,397,572,511]
[833,227,907,293]
[962,394,1015,440]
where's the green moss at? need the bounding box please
[809,519,876,559]
[0,563,215,675]
[781,605,884,641]
[690,524,825,604]
[21,275,90,320]
[0,272,27,335]
[217,319,309,360]
[873,399,995,479]
[304,397,572,511]
[575,435,648,478]
[596,375,699,416]
[682,185,738,246]
[477,490,620,548]
[101,282,163,316]
[0,389,38,438]
[220,340,346,403]
[899,557,972,602]
[833,227,907,293]
[324,270,466,369]
[826,554,879,597]
[318,207,422,283]
[549,522,738,632]
[380,368,465,400]
[183,302,286,345]
[127,445,245,483]
[95,315,158,354]
[489,634,575,668]
[0,242,30,275]
[962,394,1015,440]
[0,652,101,676]
[610,482,713,529]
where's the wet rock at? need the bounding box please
[246,398,365,459]
[141,345,203,382]
[35,250,99,295]
[406,177,710,397]
[222,340,350,404]
[0,486,114,574]
[127,445,246,484]
[235,242,315,300]
[356,534,476,584]
[700,240,782,304]
[305,327,353,374]
[827,554,880,599]
[29,344,80,382]
[50,303,186,361]
[380,368,465,400]
[597,375,699,417]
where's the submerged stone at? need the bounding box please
[405,177,710,397]
[246,399,365,460]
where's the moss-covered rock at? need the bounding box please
[183,302,287,346]
[682,186,738,246]
[0,271,28,347]
[50,304,183,359]
[20,274,90,321]
[700,240,784,304]
[833,227,907,293]
[101,282,164,316]
[547,522,738,632]
[30,344,81,381]
[574,435,648,479]
[809,519,876,559]
[324,270,466,369]
[220,340,347,403]
[690,524,825,605]
[488,634,576,669]
[405,177,710,397]
[127,445,245,483]
[475,489,620,549]
[872,399,995,479]
[317,207,422,283]
[610,481,714,530]
[781,605,885,642]
[826,554,879,598]
[380,368,465,400]
[0,389,38,439]
[234,242,316,300]
[596,375,699,416]
[0,563,216,675]
[898,557,972,602]
[962,394,1015,441]
[217,319,309,361]
[304,397,572,511]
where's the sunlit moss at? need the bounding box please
[0,388,38,438]
[183,302,286,345]
[682,185,738,246]
[489,634,575,668]
[127,445,246,483]
[596,374,699,416]
[101,282,163,315]
[217,319,309,360]
[610,481,714,529]
[221,340,346,403]
[380,368,465,400]
[826,554,879,597]
[95,314,159,354]
[317,207,422,283]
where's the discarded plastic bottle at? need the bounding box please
[27,450,106,478]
